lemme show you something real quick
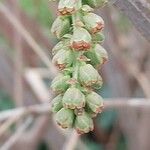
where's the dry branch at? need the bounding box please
[0,3,57,76]
[112,0,150,41]
[0,117,33,150]
[0,98,149,122]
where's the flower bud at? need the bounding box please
[85,44,108,67]
[79,64,103,89]
[71,27,91,51]
[52,49,73,70]
[62,87,85,109]
[92,32,105,44]
[86,91,104,114]
[83,13,104,34]
[51,94,63,113]
[51,16,70,39]
[51,74,70,93]
[55,108,74,129]
[85,0,108,8]
[75,112,94,134]
[58,0,76,16]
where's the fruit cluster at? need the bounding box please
[50,0,108,134]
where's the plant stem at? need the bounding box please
[72,0,82,81]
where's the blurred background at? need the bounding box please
[0,0,150,150]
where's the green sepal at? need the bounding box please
[58,0,77,15]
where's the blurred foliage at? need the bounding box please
[19,0,54,27]
[0,90,14,111]
[116,14,131,33]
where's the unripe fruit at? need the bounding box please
[75,112,94,134]
[58,0,77,15]
[51,16,70,39]
[86,91,104,114]
[79,64,103,89]
[85,44,108,67]
[55,108,74,128]
[71,27,91,51]
[51,94,63,113]
[83,13,104,34]
[51,74,70,93]
[92,32,105,43]
[62,87,86,109]
[52,40,70,55]
[52,48,73,70]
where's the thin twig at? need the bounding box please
[0,117,33,150]
[0,3,57,76]
[0,114,23,138]
[63,131,79,150]
[0,99,149,122]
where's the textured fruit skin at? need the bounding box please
[75,112,94,134]
[85,44,108,68]
[52,49,73,70]
[51,74,70,93]
[55,108,74,128]
[71,27,92,51]
[79,64,103,88]
[62,87,85,109]
[50,0,108,134]
[51,16,70,39]
[58,0,77,15]
[86,91,104,114]
[83,13,104,34]
[51,94,63,113]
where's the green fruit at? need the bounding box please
[55,108,74,128]
[63,87,85,109]
[75,112,94,134]
[71,27,91,51]
[86,91,104,113]
[85,44,108,67]
[58,0,77,15]
[51,74,70,93]
[51,94,63,113]
[51,16,70,39]
[92,32,105,44]
[79,64,103,89]
[52,48,73,70]
[83,13,104,33]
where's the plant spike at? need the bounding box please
[50,0,108,134]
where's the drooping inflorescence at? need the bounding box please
[50,0,108,134]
